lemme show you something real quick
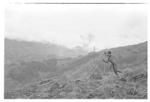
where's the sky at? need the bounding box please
[5,3,147,51]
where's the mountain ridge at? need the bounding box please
[5,38,87,63]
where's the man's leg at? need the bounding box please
[112,64,120,77]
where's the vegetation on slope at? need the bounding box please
[4,42,147,99]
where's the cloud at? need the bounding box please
[5,4,147,50]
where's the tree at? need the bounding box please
[80,33,95,51]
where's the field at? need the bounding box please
[4,40,147,99]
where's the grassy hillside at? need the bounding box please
[5,41,147,99]
[4,38,87,91]
[65,42,147,80]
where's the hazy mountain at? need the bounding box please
[5,41,147,99]
[5,38,87,64]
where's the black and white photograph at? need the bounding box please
[4,0,147,99]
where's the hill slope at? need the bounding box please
[5,41,147,99]
[4,38,87,91]
[65,42,147,80]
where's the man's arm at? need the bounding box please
[102,59,109,63]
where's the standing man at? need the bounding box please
[102,51,122,78]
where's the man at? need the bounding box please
[102,51,122,78]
